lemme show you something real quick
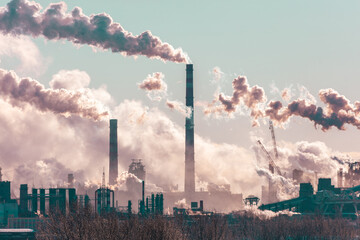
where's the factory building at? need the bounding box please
[259,178,360,218]
[0,181,18,227]
[337,162,360,188]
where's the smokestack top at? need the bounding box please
[186,64,193,71]
[110,119,117,124]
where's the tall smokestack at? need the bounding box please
[109,119,118,185]
[185,64,195,194]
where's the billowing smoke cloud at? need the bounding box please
[138,72,167,101]
[49,69,91,90]
[0,82,350,209]
[204,72,360,131]
[265,89,360,131]
[205,75,267,126]
[0,0,189,63]
[0,34,46,76]
[0,68,108,120]
[256,166,299,200]
[13,158,85,188]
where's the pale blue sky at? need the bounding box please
[3,0,360,153]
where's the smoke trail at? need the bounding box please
[0,68,108,120]
[266,99,360,131]
[0,0,189,63]
[204,72,360,130]
[264,87,360,130]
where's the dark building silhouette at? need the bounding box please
[0,181,10,203]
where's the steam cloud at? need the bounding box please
[0,0,189,63]
[0,89,349,209]
[0,34,45,76]
[0,68,108,120]
[254,140,347,201]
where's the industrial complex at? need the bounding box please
[0,64,359,236]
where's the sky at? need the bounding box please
[0,0,359,199]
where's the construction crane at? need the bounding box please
[269,120,279,159]
[257,140,282,176]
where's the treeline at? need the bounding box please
[36,210,360,240]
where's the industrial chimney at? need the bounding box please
[185,64,195,195]
[109,119,118,185]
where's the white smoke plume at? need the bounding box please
[254,139,347,201]
[211,66,224,83]
[281,87,293,102]
[0,68,108,120]
[166,100,192,118]
[138,72,167,101]
[174,198,189,209]
[0,0,189,63]
[243,205,299,219]
[255,166,299,200]
[270,84,293,102]
[49,69,115,106]
[204,75,267,126]
[13,158,85,189]
[49,69,91,90]
[0,34,45,76]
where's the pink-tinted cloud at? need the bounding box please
[138,72,168,101]
[0,68,108,120]
[204,75,267,125]
[0,0,189,63]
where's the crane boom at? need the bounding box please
[269,120,279,159]
[257,140,282,176]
